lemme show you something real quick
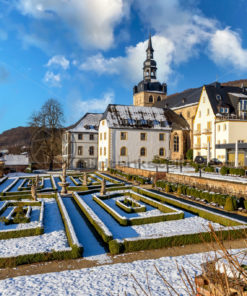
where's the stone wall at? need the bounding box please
[116,166,166,179]
[165,172,247,198]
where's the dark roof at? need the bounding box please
[154,86,202,109]
[154,81,247,114]
[102,104,189,130]
[204,84,247,115]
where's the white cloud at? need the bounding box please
[80,35,174,83]
[16,0,130,50]
[43,71,61,87]
[209,28,247,70]
[72,91,114,119]
[46,55,70,70]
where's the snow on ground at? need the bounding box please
[129,163,247,184]
[0,206,41,231]
[0,249,245,296]
[0,199,69,258]
[132,216,221,238]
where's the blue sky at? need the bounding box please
[1,0,247,133]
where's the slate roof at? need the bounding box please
[204,84,247,115]
[102,104,189,130]
[68,113,103,133]
[154,82,247,115]
[154,86,202,109]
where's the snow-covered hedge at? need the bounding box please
[116,198,146,213]
[94,192,183,226]
[73,192,113,243]
[51,175,57,190]
[132,187,245,227]
[2,178,19,193]
[95,172,124,185]
[56,193,83,257]
[17,178,27,191]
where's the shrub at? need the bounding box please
[165,183,171,193]
[224,196,236,211]
[220,166,229,175]
[244,200,247,210]
[186,149,193,161]
[204,166,215,173]
[177,185,182,196]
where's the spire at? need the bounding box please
[143,34,157,80]
[146,33,154,59]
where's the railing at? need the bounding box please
[193,144,201,149]
[202,128,212,134]
[193,130,201,135]
[216,114,247,121]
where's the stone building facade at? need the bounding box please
[62,113,102,169]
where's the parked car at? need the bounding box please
[208,158,222,166]
[194,156,207,164]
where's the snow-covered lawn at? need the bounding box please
[132,216,221,237]
[0,206,41,231]
[0,249,245,296]
[0,199,69,258]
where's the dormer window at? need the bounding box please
[220,107,229,113]
[216,94,221,101]
[149,96,153,103]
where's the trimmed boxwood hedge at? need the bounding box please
[116,198,146,213]
[109,226,246,254]
[73,192,113,243]
[132,187,244,227]
[55,194,83,257]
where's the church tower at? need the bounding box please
[133,34,167,107]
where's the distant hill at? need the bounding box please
[0,126,34,149]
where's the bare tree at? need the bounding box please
[29,99,64,171]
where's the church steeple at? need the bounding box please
[146,34,154,59]
[143,34,157,81]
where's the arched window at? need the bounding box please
[89,146,94,156]
[140,147,146,157]
[157,96,161,102]
[120,147,127,156]
[159,148,165,157]
[173,134,179,152]
[149,96,153,103]
[146,70,149,76]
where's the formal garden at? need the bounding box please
[0,170,246,269]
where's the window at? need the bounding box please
[78,133,83,140]
[223,139,226,144]
[159,148,165,157]
[207,108,210,116]
[207,121,211,130]
[104,147,106,156]
[207,136,211,144]
[149,96,153,103]
[159,133,165,141]
[217,125,221,132]
[197,123,201,131]
[102,120,105,126]
[199,111,201,118]
[104,132,107,140]
[173,134,179,152]
[223,124,226,131]
[120,132,127,140]
[157,96,161,102]
[217,140,220,144]
[140,133,147,141]
[140,147,146,156]
[100,147,102,156]
[89,146,94,156]
[225,108,228,113]
[78,146,83,155]
[120,147,127,156]
[89,134,94,141]
[100,133,102,141]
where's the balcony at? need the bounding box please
[201,143,212,149]
[193,144,201,149]
[193,130,201,135]
[215,113,247,122]
[202,128,212,134]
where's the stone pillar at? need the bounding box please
[100,178,106,196]
[83,173,87,186]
